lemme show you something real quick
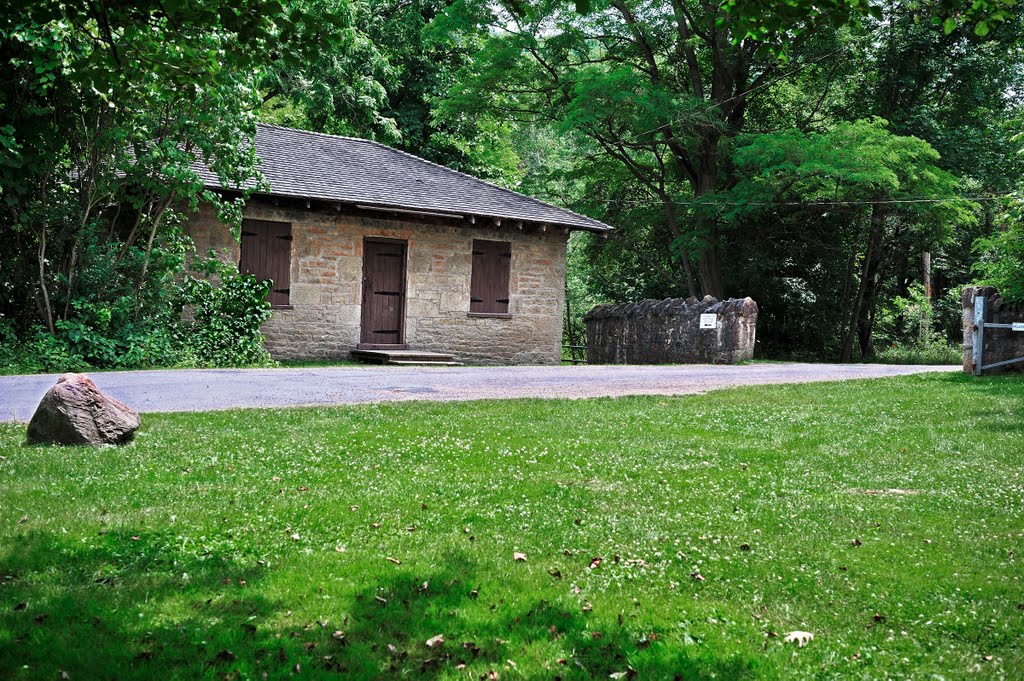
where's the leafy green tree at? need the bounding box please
[261,0,522,182]
[724,119,976,360]
[974,198,1024,303]
[437,0,846,298]
[722,0,1017,46]
[0,0,350,365]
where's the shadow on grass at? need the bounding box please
[0,536,760,679]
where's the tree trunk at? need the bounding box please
[841,207,886,362]
[663,202,697,298]
[697,224,725,299]
[38,222,55,334]
[694,166,725,299]
[922,251,931,301]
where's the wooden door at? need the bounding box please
[240,219,292,307]
[360,238,407,347]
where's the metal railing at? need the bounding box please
[562,344,587,364]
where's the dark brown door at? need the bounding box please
[360,238,407,346]
[240,219,292,307]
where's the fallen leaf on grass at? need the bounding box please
[589,557,603,569]
[690,571,705,582]
[17,515,27,525]
[548,569,562,579]
[425,634,445,648]
[783,631,814,647]
[513,552,527,562]
[385,557,401,565]
[850,539,862,547]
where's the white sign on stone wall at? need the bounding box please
[699,313,718,330]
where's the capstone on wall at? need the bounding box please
[185,201,567,364]
[585,296,758,365]
[962,286,1024,374]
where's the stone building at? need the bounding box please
[187,124,610,364]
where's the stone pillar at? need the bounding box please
[962,286,1024,374]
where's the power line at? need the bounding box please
[561,194,1018,208]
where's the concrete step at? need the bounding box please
[388,360,463,367]
[351,349,460,366]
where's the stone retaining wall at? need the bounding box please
[185,199,567,364]
[962,286,1024,374]
[585,296,758,365]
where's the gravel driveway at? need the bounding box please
[0,363,959,422]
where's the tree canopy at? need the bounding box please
[1,0,1021,369]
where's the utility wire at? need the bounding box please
[559,194,1018,208]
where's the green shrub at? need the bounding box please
[870,283,963,365]
[873,340,962,365]
[0,255,275,374]
[178,257,274,368]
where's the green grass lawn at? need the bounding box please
[1,373,1022,679]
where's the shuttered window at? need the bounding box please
[470,239,511,315]
[239,219,292,307]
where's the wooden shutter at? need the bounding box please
[239,219,291,307]
[470,239,511,314]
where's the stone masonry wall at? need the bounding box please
[186,201,567,364]
[585,296,758,364]
[962,286,1024,374]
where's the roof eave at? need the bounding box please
[208,186,613,234]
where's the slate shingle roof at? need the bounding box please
[194,124,611,233]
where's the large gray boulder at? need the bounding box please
[26,373,140,445]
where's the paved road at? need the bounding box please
[0,363,958,422]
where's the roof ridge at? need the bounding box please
[255,123,610,230]
[256,122,383,146]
